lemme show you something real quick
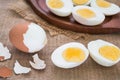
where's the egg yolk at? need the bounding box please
[76,9,96,18]
[48,0,64,8]
[72,0,89,5]
[62,47,85,62]
[99,46,120,61]
[96,0,111,8]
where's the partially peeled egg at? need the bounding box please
[9,22,47,53]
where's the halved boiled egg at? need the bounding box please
[88,39,120,67]
[90,0,120,16]
[72,6,105,26]
[51,42,89,69]
[72,0,92,5]
[46,0,73,17]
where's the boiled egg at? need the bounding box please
[9,22,47,53]
[51,42,89,69]
[72,6,105,26]
[72,0,92,5]
[46,0,73,17]
[90,0,120,16]
[88,39,120,67]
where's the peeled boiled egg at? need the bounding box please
[90,0,120,16]
[72,0,92,5]
[46,0,73,17]
[9,22,47,53]
[88,39,120,67]
[51,42,89,69]
[72,6,105,26]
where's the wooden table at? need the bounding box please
[0,0,120,80]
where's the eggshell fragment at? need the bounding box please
[29,54,46,70]
[0,42,11,61]
[9,22,47,53]
[0,66,12,78]
[13,60,31,74]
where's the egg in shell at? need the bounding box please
[72,0,92,5]
[88,39,120,67]
[90,0,120,16]
[46,0,73,17]
[9,22,47,53]
[51,42,89,69]
[72,6,105,26]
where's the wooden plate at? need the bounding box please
[26,0,120,34]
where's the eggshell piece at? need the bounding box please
[29,54,46,70]
[0,42,11,61]
[13,60,31,74]
[0,67,12,78]
[9,22,29,53]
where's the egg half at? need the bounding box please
[72,6,105,26]
[88,39,120,67]
[72,0,92,5]
[9,22,47,53]
[51,42,89,68]
[46,0,73,17]
[90,0,120,16]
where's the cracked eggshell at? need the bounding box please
[9,22,47,53]
[0,42,11,61]
[13,60,31,74]
[29,54,46,70]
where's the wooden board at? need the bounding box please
[26,0,120,34]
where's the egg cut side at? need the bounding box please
[72,6,105,26]
[88,39,120,67]
[46,0,73,17]
[90,0,120,16]
[9,22,47,53]
[72,0,92,5]
[51,42,89,69]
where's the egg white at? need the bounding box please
[90,0,120,16]
[51,42,89,69]
[72,6,105,26]
[23,23,47,53]
[46,0,73,17]
[88,39,120,67]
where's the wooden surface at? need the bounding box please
[26,0,120,34]
[0,0,120,80]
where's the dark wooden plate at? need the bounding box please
[26,0,120,34]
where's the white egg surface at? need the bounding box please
[72,0,92,5]
[46,0,73,17]
[88,39,120,67]
[51,42,89,68]
[72,6,105,26]
[23,23,47,53]
[90,0,120,16]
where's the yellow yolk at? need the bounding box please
[76,9,96,18]
[48,0,64,8]
[72,0,89,5]
[62,47,85,62]
[99,46,120,61]
[96,0,111,8]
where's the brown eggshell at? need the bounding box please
[0,66,12,78]
[9,22,30,53]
